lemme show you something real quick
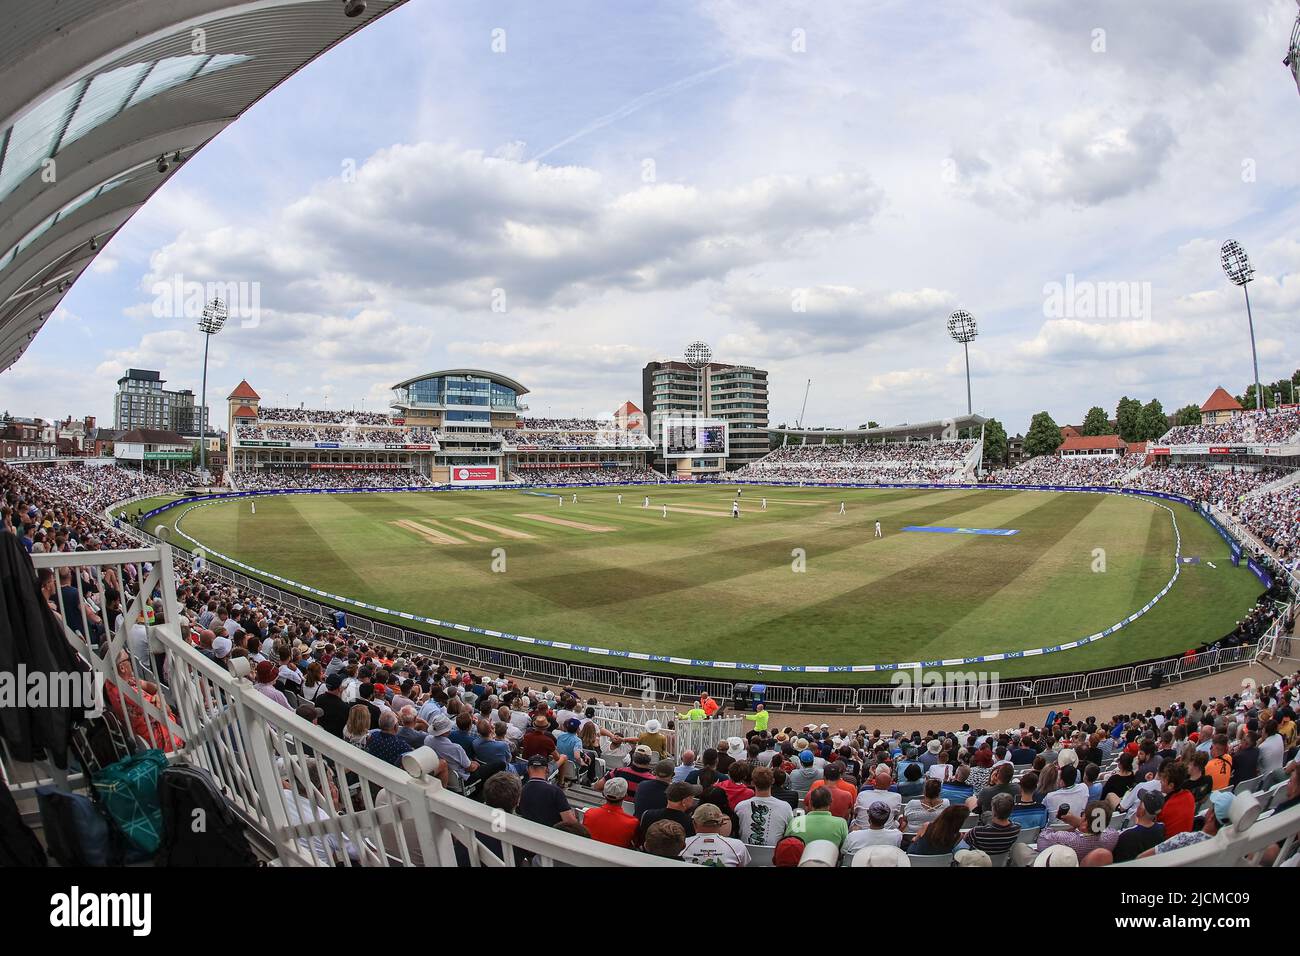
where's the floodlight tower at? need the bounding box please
[197,298,228,478]
[1220,240,1262,411]
[684,340,712,418]
[1286,2,1300,97]
[947,310,978,416]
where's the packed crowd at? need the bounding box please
[1238,485,1300,565]
[7,450,1297,868]
[4,463,201,522]
[1158,409,1300,447]
[256,406,395,426]
[236,424,411,444]
[516,417,607,431]
[986,454,1135,486]
[502,428,655,449]
[231,469,435,491]
[171,584,1298,867]
[735,441,978,485]
[511,467,662,485]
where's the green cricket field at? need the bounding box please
[157,484,1264,682]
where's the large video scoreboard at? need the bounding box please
[663,418,728,458]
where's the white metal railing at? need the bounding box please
[26,543,679,868]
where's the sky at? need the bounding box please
[5,0,1299,434]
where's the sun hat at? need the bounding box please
[954,848,992,868]
[927,739,942,754]
[645,719,662,734]
[852,845,911,867]
[1034,845,1079,867]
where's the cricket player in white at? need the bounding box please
[251,501,256,515]
[838,501,845,515]
[761,498,767,511]
[662,504,668,518]
[731,500,740,519]
[572,493,577,504]
[617,494,623,505]
[644,496,650,508]
[874,520,883,538]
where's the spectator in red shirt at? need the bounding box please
[1156,762,1195,837]
[583,777,638,849]
[806,763,856,820]
[717,761,757,810]
[520,716,568,780]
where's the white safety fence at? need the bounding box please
[24,544,680,868]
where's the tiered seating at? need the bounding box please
[735,440,978,484]
[1158,409,1300,447]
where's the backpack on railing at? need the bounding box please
[156,764,259,867]
[92,749,168,855]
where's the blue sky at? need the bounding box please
[5,0,1299,432]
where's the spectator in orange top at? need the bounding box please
[808,761,859,802]
[1205,735,1233,791]
[582,777,638,849]
[1155,762,1195,837]
[806,763,856,820]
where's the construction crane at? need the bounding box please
[795,379,811,428]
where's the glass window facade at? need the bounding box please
[394,374,519,411]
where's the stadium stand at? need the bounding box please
[5,456,1298,868]
[231,469,435,490]
[510,467,662,485]
[734,439,979,484]
[1157,408,1300,447]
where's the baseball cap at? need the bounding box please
[954,848,992,868]
[692,803,726,827]
[254,661,277,684]
[773,837,805,867]
[654,759,675,779]
[1208,789,1234,824]
[526,754,550,769]
[602,777,629,801]
[1138,789,1166,816]
[325,673,344,690]
[799,750,814,765]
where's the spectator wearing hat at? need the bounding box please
[682,803,750,866]
[1141,789,1234,858]
[634,759,677,817]
[253,660,291,709]
[519,755,577,828]
[785,786,848,847]
[1111,790,1167,862]
[637,719,670,759]
[637,782,698,846]
[583,777,638,849]
[843,800,903,856]
[735,767,793,847]
[521,716,569,782]
[596,746,656,797]
[788,749,823,795]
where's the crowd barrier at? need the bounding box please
[119,484,1288,715]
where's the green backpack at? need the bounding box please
[93,749,169,854]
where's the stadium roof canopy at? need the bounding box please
[0,0,408,373]
[770,414,987,443]
[391,369,532,396]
